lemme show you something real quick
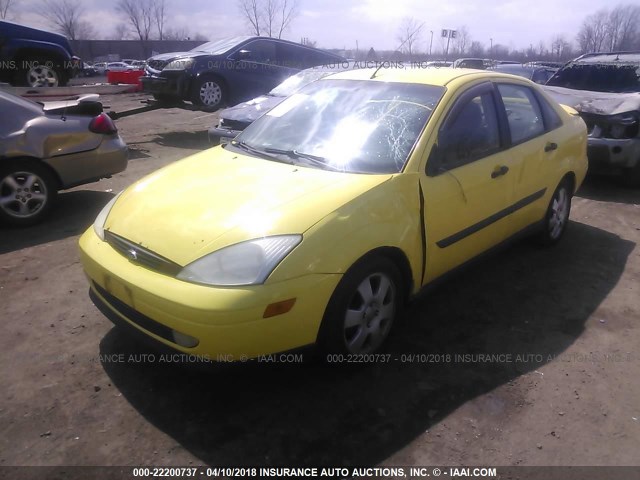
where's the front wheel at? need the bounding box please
[319,256,403,355]
[0,160,58,226]
[537,181,572,246]
[191,75,225,110]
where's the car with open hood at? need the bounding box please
[545,52,640,186]
[141,36,345,110]
[0,91,128,225]
[80,68,587,360]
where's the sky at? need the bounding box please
[8,0,617,53]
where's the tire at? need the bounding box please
[537,180,572,246]
[190,75,225,110]
[318,256,403,355]
[0,159,58,226]
[15,58,65,88]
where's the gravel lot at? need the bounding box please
[1,92,639,470]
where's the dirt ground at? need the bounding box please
[0,92,639,472]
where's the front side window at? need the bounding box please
[240,40,277,63]
[232,79,445,173]
[498,84,545,144]
[439,92,500,169]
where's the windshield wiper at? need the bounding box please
[263,147,339,170]
[229,141,295,164]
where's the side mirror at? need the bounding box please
[235,49,251,60]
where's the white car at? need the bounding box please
[105,62,135,73]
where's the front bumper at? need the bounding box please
[587,136,640,175]
[45,135,128,189]
[79,228,341,359]
[140,72,190,98]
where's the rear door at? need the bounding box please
[420,82,515,282]
[229,39,289,101]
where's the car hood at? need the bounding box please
[147,51,209,62]
[105,147,392,266]
[543,86,640,116]
[220,95,285,124]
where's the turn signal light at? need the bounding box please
[263,298,296,318]
[89,113,118,135]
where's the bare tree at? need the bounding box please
[606,4,640,50]
[117,0,154,42]
[40,0,93,40]
[0,0,14,19]
[551,34,570,59]
[469,40,485,57]
[238,0,298,38]
[112,23,132,40]
[453,25,471,55]
[164,26,191,40]
[396,17,424,57]
[576,9,608,53]
[238,0,262,36]
[153,0,167,40]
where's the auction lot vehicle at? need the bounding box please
[80,68,587,359]
[453,58,486,69]
[545,52,640,185]
[0,91,128,225]
[0,20,81,87]
[141,36,345,110]
[489,63,557,84]
[209,63,354,144]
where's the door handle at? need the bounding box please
[545,142,558,152]
[491,165,509,179]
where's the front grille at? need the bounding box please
[104,231,182,277]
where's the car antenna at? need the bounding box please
[370,64,385,79]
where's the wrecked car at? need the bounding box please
[545,52,640,186]
[0,91,128,225]
[141,36,345,110]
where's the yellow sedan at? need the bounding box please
[79,68,587,359]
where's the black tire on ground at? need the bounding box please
[0,159,58,226]
[14,58,66,88]
[152,93,181,105]
[537,180,572,246]
[190,75,225,110]
[618,162,640,188]
[318,256,404,355]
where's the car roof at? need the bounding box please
[323,67,524,87]
[574,52,640,64]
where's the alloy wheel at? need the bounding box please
[0,172,49,219]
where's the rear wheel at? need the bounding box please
[191,75,225,110]
[537,180,572,246]
[0,160,58,226]
[319,256,403,355]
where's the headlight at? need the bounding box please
[93,192,122,241]
[608,112,638,139]
[177,235,302,286]
[162,58,195,71]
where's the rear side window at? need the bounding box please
[535,91,562,131]
[497,84,545,144]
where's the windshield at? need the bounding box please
[233,79,445,174]
[547,62,640,93]
[270,70,336,97]
[191,36,252,54]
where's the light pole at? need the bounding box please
[490,37,493,59]
[429,30,433,57]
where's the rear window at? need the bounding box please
[547,62,640,93]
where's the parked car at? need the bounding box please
[80,62,98,77]
[93,62,107,75]
[425,61,453,67]
[105,62,135,73]
[0,91,128,225]
[489,63,557,84]
[122,59,146,69]
[453,58,486,69]
[209,63,354,144]
[141,36,345,110]
[0,20,81,87]
[80,68,587,359]
[545,52,640,185]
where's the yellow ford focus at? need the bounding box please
[79,68,587,358]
